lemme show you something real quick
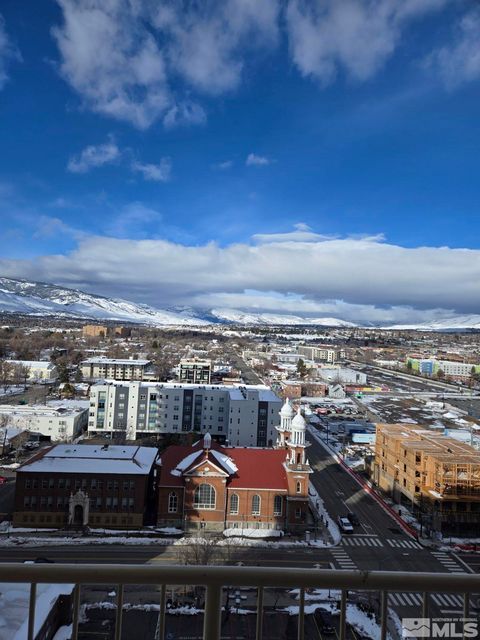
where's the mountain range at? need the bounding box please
[1,276,480,329]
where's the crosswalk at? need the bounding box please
[331,548,356,570]
[389,592,478,613]
[340,536,422,549]
[386,538,423,549]
[432,551,467,573]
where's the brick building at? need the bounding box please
[13,444,158,529]
[156,399,312,533]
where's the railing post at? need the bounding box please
[297,588,305,640]
[114,584,124,640]
[380,590,388,640]
[203,584,222,640]
[422,591,428,619]
[463,592,470,619]
[155,584,167,640]
[27,583,37,640]
[71,584,81,640]
[339,589,347,640]
[256,586,264,640]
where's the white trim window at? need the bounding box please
[194,483,216,510]
[273,495,282,516]
[230,493,239,515]
[251,494,261,515]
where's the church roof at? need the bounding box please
[157,443,289,491]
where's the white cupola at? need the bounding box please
[291,407,306,446]
[279,398,294,432]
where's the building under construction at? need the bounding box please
[374,424,480,536]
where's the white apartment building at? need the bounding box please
[80,358,152,381]
[6,360,58,383]
[297,346,346,364]
[0,403,88,441]
[88,382,281,447]
[317,367,367,385]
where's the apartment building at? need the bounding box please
[88,382,282,446]
[80,357,152,381]
[406,356,480,381]
[179,358,212,384]
[374,424,480,536]
[297,346,346,364]
[82,324,131,338]
[6,359,58,383]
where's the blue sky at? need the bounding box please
[1,0,480,324]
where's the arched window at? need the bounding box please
[230,493,239,515]
[194,483,216,509]
[296,481,302,494]
[251,494,261,515]
[273,495,282,516]
[168,492,178,513]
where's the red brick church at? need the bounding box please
[156,399,312,533]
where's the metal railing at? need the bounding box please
[2,563,480,640]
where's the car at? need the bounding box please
[337,516,354,533]
[316,611,335,635]
[0,476,7,485]
[347,511,360,526]
[33,557,55,563]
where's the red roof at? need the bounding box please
[158,443,289,491]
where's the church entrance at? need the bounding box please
[73,504,84,526]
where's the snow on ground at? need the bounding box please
[223,528,283,539]
[52,626,72,640]
[0,463,19,470]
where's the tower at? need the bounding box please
[287,408,308,465]
[276,398,294,446]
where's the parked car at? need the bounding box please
[0,476,7,485]
[337,516,354,533]
[316,611,335,635]
[347,511,360,526]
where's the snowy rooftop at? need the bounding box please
[18,444,158,475]
[0,582,73,640]
[82,357,151,366]
[93,380,280,400]
[0,404,87,417]
[6,359,55,369]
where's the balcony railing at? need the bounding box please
[1,563,480,640]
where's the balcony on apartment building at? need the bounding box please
[2,563,480,640]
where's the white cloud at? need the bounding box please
[52,0,280,128]
[67,138,121,173]
[105,202,162,239]
[131,158,171,183]
[213,160,234,170]
[426,9,480,88]
[163,101,206,128]
[286,0,448,84]
[0,13,21,90]
[2,228,480,324]
[253,223,334,243]
[246,153,272,166]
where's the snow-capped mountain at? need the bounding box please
[0,277,357,327]
[208,308,356,327]
[385,315,480,331]
[0,277,208,326]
